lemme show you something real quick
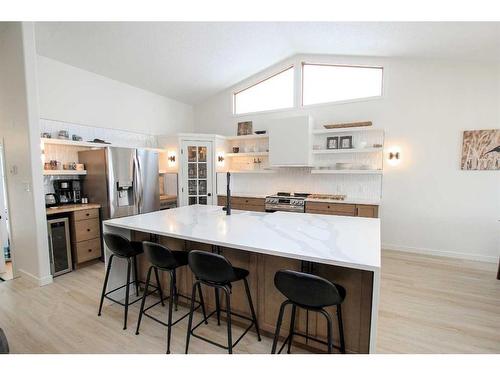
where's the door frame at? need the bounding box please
[0,138,13,278]
[178,137,215,206]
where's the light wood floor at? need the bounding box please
[0,250,498,354]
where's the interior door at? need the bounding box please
[180,141,213,206]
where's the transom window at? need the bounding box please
[302,63,383,106]
[233,66,294,115]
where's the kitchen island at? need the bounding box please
[102,205,381,353]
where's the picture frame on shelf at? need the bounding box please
[326,136,339,149]
[340,136,353,149]
[237,121,253,136]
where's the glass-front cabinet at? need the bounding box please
[181,140,213,206]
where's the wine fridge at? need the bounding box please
[47,217,73,276]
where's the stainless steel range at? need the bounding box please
[265,192,310,213]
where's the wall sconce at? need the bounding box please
[389,151,400,161]
[167,150,176,167]
[217,152,225,165]
[387,149,401,166]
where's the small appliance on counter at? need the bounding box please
[45,193,59,208]
[53,179,82,204]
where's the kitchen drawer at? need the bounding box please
[305,202,357,216]
[72,218,100,242]
[356,205,379,218]
[217,195,265,211]
[73,208,99,222]
[74,237,101,263]
[231,197,264,207]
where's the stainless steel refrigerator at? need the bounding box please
[78,147,160,220]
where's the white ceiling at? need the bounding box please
[35,22,500,105]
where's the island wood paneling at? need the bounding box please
[133,233,374,353]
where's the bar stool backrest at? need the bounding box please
[143,241,178,270]
[274,269,342,308]
[103,233,136,258]
[188,250,235,284]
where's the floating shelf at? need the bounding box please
[310,169,383,175]
[41,138,110,148]
[225,152,269,157]
[312,147,383,154]
[224,134,269,141]
[224,170,276,174]
[312,127,384,135]
[43,170,87,176]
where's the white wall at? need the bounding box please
[194,54,500,262]
[0,22,52,285]
[37,55,194,136]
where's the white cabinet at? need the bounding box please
[269,115,313,167]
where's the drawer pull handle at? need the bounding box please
[86,213,90,216]
[87,228,91,232]
[327,205,330,209]
[88,249,92,252]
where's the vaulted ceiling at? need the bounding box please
[35,22,500,105]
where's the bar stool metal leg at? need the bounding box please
[166,270,175,354]
[214,289,221,326]
[153,267,165,307]
[172,269,178,311]
[98,254,114,316]
[123,258,132,330]
[319,309,333,354]
[133,256,139,297]
[287,304,297,354]
[223,286,233,354]
[243,278,261,341]
[197,283,208,323]
[337,304,346,354]
[185,282,198,354]
[135,266,153,335]
[271,300,289,354]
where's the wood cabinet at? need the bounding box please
[70,208,102,266]
[217,196,265,212]
[306,201,379,218]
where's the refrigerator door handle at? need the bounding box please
[134,151,143,214]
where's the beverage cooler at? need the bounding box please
[47,217,73,276]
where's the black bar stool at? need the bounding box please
[271,269,346,354]
[185,250,261,354]
[135,241,208,354]
[98,233,160,330]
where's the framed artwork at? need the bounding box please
[339,136,353,149]
[326,136,339,149]
[237,121,253,136]
[461,129,500,170]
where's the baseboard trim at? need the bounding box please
[382,243,497,263]
[18,269,53,286]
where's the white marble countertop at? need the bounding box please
[104,205,380,271]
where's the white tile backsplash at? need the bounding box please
[217,169,382,202]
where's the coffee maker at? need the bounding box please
[53,179,82,204]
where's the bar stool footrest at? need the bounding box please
[142,292,204,328]
[189,308,255,351]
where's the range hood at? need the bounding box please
[268,115,313,167]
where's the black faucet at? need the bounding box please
[223,171,231,215]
